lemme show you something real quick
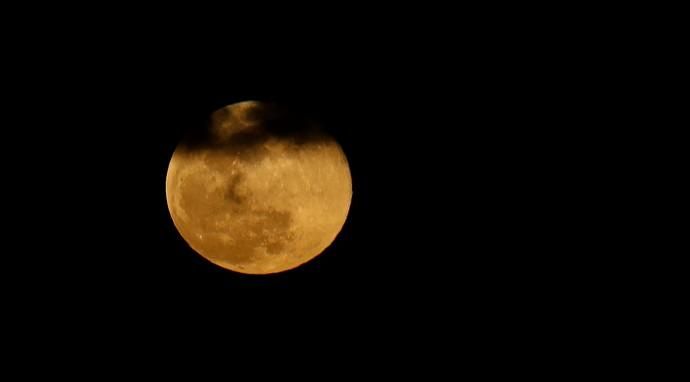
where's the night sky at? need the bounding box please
[4,18,607,363]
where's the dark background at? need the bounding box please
[0,5,674,376]
[3,12,631,366]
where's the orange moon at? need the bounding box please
[165,101,352,274]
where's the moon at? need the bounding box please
[165,101,352,274]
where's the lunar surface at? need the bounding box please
[166,101,352,274]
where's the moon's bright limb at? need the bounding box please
[166,101,352,274]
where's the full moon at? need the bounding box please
[166,101,352,274]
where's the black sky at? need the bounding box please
[2,14,622,364]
